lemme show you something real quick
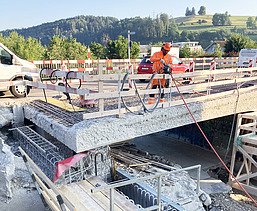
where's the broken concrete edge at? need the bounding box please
[24,87,257,153]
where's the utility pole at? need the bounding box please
[128,30,135,64]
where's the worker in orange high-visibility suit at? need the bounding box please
[148,42,173,104]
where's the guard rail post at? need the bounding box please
[189,61,195,82]
[207,61,216,95]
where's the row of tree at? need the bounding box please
[0,32,140,60]
[185,6,206,16]
[3,13,256,52]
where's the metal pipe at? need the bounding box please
[94,152,104,176]
[157,176,162,210]
[197,165,201,194]
[110,188,114,211]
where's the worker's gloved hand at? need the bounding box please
[160,59,165,64]
[163,64,171,74]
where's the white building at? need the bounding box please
[172,42,203,52]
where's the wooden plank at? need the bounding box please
[19,147,75,211]
[42,190,61,211]
[98,65,104,112]
[238,146,257,168]
[87,177,138,211]
[77,180,122,211]
[242,145,257,156]
[239,126,257,133]
[235,172,257,182]
[232,183,257,197]
[59,185,96,211]
[242,136,257,146]
[241,113,257,120]
[33,172,60,209]
[240,122,256,128]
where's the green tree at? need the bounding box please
[214,44,223,58]
[90,42,106,59]
[45,36,88,60]
[179,45,191,58]
[130,40,140,59]
[23,37,45,60]
[185,7,191,16]
[64,38,88,59]
[2,32,45,60]
[4,32,26,58]
[192,7,196,16]
[224,33,257,53]
[212,12,231,26]
[246,17,256,29]
[106,35,140,59]
[198,6,206,15]
[45,36,67,59]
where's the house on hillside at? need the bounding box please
[172,41,203,52]
[139,45,180,58]
[139,45,150,58]
[205,40,226,54]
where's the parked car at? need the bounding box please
[137,55,190,82]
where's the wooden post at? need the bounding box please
[98,64,104,113]
[229,114,242,186]
[117,67,122,118]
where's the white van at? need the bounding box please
[237,49,257,68]
[0,43,38,97]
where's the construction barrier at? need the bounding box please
[32,57,239,74]
[248,59,253,68]
[209,61,216,81]
[189,61,195,72]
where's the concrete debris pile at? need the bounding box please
[0,107,13,128]
[0,137,33,202]
[0,137,15,200]
[111,146,211,210]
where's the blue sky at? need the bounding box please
[1,0,257,31]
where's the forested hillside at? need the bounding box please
[1,15,179,46]
[0,14,230,48]
[1,13,257,54]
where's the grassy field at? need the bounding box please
[175,15,255,32]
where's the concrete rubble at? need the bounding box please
[0,107,13,128]
[0,138,15,199]
[0,135,35,199]
[120,165,211,210]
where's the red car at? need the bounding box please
[137,55,190,82]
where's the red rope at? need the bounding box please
[171,75,257,207]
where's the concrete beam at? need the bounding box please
[24,87,257,153]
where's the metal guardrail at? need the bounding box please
[91,165,201,211]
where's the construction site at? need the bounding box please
[1,57,257,211]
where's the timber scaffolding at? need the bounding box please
[229,112,257,196]
[22,64,257,120]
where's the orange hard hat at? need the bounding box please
[163,42,172,51]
